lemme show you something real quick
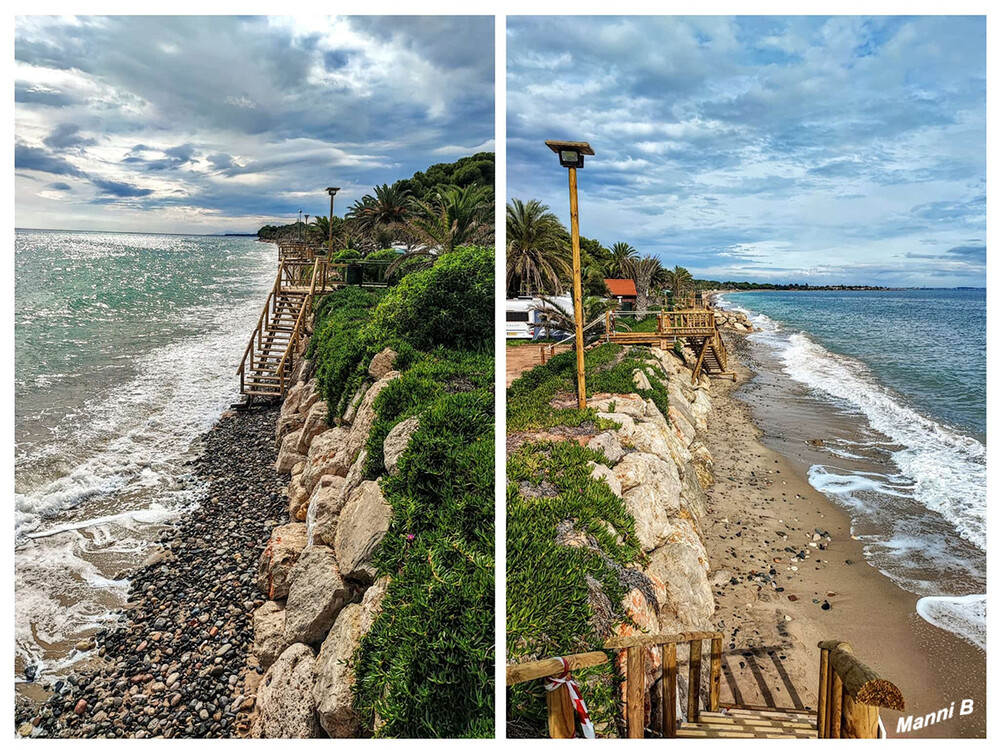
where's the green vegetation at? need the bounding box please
[507,343,669,433]
[308,245,494,738]
[506,342,676,736]
[507,439,641,736]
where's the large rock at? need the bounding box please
[276,430,306,475]
[646,526,714,631]
[252,601,290,670]
[296,402,330,454]
[252,643,321,738]
[383,417,420,476]
[300,426,352,496]
[589,461,622,498]
[313,604,363,738]
[313,577,390,738]
[298,380,322,415]
[288,475,309,522]
[613,453,682,552]
[340,373,400,471]
[281,382,305,418]
[342,384,368,425]
[367,347,398,380]
[588,393,648,419]
[284,546,354,645]
[334,481,392,583]
[314,450,367,547]
[587,430,624,463]
[257,523,309,600]
[306,474,346,543]
[276,412,306,450]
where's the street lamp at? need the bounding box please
[326,187,340,250]
[298,209,303,242]
[546,139,595,409]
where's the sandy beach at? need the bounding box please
[701,333,985,738]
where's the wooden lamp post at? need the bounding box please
[546,140,595,409]
[326,187,340,250]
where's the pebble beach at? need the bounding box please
[15,406,285,738]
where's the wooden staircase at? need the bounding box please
[237,259,319,400]
[677,707,817,738]
[507,635,901,740]
[604,310,735,380]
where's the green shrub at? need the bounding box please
[333,248,362,262]
[506,343,669,432]
[371,245,493,352]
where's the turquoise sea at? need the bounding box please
[719,289,986,650]
[15,229,274,681]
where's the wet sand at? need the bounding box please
[701,334,985,738]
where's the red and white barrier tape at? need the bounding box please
[544,657,595,739]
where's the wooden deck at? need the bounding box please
[606,310,735,380]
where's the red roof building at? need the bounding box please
[604,278,638,300]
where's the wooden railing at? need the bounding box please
[236,260,286,395]
[274,257,321,395]
[816,641,903,739]
[506,631,723,739]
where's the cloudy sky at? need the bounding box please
[15,16,494,234]
[508,16,985,287]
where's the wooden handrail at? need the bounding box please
[817,641,903,739]
[275,257,321,394]
[236,261,284,377]
[506,651,609,686]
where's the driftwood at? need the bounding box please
[819,640,905,711]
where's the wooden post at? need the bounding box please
[842,694,879,739]
[830,670,844,738]
[817,647,830,738]
[709,636,722,712]
[687,639,702,723]
[626,645,645,738]
[567,166,586,409]
[545,683,576,738]
[605,309,611,342]
[662,643,677,738]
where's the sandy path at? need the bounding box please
[505,343,571,387]
[700,339,985,738]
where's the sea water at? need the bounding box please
[718,289,986,650]
[14,229,275,683]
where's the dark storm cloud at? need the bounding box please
[508,16,985,287]
[15,15,494,232]
[15,143,84,176]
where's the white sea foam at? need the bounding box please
[916,595,986,650]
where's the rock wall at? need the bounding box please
[583,347,718,729]
[247,345,407,738]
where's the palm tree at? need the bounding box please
[607,242,638,278]
[625,255,662,315]
[347,183,412,249]
[506,199,572,296]
[661,265,695,306]
[387,185,494,276]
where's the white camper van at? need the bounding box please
[505,295,573,340]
